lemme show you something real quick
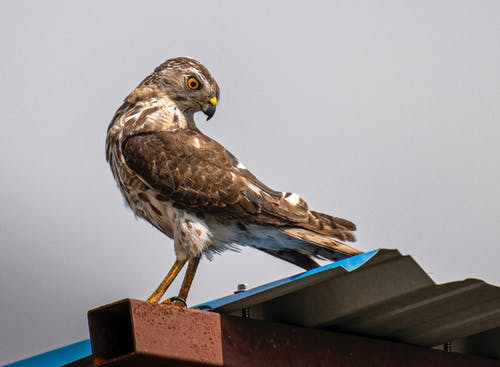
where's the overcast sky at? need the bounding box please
[1,0,499,364]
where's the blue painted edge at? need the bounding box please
[1,339,91,367]
[194,249,380,310]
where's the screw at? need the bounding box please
[234,283,250,318]
[236,283,249,293]
[444,341,452,352]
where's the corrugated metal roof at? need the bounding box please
[196,249,500,359]
[8,249,500,365]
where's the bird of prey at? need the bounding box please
[106,57,361,306]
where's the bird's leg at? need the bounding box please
[146,259,186,303]
[165,256,201,307]
[177,256,201,305]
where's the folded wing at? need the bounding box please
[122,129,360,266]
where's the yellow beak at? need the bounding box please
[209,96,218,106]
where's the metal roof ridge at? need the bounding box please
[193,248,383,311]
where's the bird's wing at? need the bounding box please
[121,129,302,221]
[122,129,357,248]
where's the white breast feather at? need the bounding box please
[173,210,214,261]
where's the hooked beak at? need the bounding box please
[201,96,218,121]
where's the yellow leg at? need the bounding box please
[146,259,186,303]
[173,256,201,306]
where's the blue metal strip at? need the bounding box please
[194,249,379,310]
[1,339,91,367]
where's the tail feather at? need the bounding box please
[244,186,361,265]
[310,211,356,231]
[296,211,357,242]
[280,227,362,262]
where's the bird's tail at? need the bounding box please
[280,211,362,262]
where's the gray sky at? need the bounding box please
[1,0,499,364]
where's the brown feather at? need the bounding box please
[280,228,362,257]
[122,128,359,245]
[106,56,362,273]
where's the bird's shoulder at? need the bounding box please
[120,128,256,211]
[123,128,276,190]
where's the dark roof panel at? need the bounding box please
[196,249,500,357]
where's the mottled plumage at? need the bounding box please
[106,57,361,304]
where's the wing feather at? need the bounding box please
[122,130,242,212]
[121,129,357,249]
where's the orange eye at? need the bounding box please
[187,77,200,90]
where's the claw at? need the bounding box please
[162,296,187,308]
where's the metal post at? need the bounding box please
[87,299,500,367]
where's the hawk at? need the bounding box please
[106,57,361,306]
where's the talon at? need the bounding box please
[161,298,174,305]
[163,296,187,308]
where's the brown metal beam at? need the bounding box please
[88,299,500,367]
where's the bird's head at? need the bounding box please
[141,57,220,120]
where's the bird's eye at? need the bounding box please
[187,77,201,90]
